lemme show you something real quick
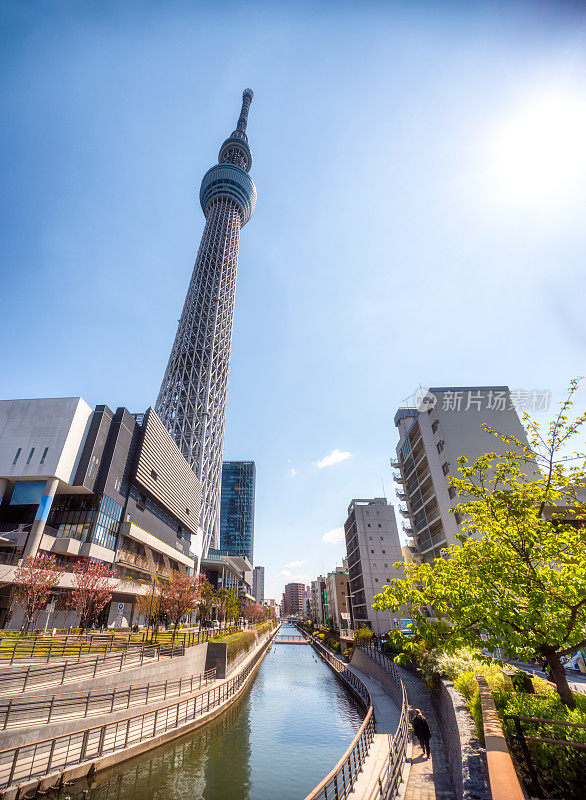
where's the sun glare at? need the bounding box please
[491,91,586,205]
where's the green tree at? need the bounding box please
[373,379,586,707]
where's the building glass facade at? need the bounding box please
[219,461,255,562]
[47,494,122,551]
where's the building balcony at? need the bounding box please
[399,506,411,518]
[392,472,404,484]
[396,491,407,501]
[402,523,414,535]
[389,458,400,469]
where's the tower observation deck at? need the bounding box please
[156,89,256,558]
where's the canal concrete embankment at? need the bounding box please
[0,626,279,799]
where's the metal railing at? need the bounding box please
[504,713,586,798]
[0,634,147,665]
[0,643,184,696]
[0,667,216,729]
[355,641,410,800]
[0,630,274,788]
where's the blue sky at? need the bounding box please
[2,1,586,602]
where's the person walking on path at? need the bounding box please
[412,708,432,757]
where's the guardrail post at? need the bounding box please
[7,747,19,786]
[512,715,542,798]
[48,695,56,723]
[3,699,12,730]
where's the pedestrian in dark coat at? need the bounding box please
[412,709,431,757]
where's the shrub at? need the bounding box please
[343,647,353,660]
[354,626,373,642]
[218,631,257,663]
[500,692,586,800]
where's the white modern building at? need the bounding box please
[394,386,533,563]
[0,397,202,628]
[344,498,404,635]
[252,565,265,603]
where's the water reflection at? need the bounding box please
[56,626,363,800]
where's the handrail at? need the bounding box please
[300,631,376,800]
[0,635,147,665]
[0,667,216,729]
[0,628,276,788]
[0,644,184,696]
[355,642,409,800]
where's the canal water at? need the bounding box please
[58,625,363,800]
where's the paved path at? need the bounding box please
[345,664,401,799]
[396,666,456,800]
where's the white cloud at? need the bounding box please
[285,560,305,568]
[314,449,352,468]
[275,569,292,579]
[322,527,345,544]
[275,567,311,582]
[290,467,296,477]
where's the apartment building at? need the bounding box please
[325,560,350,631]
[344,498,404,635]
[283,582,305,616]
[0,398,202,628]
[310,576,326,626]
[394,386,532,564]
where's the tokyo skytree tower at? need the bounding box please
[156,89,256,557]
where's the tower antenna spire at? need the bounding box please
[235,89,254,139]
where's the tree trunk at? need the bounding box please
[544,646,575,709]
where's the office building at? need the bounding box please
[344,498,404,635]
[0,398,201,628]
[219,461,256,562]
[156,90,257,557]
[283,582,305,616]
[394,386,533,563]
[252,565,264,603]
[325,560,351,631]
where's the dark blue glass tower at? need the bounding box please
[219,461,255,562]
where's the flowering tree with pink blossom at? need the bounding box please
[13,554,63,632]
[160,573,206,642]
[67,560,116,631]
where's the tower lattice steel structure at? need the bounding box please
[156,89,256,557]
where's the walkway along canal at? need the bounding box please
[50,625,366,800]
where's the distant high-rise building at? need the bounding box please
[252,565,265,603]
[344,497,404,635]
[219,461,255,562]
[310,576,326,626]
[394,386,533,563]
[283,582,305,616]
[156,90,257,557]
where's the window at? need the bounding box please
[374,578,379,582]
[431,420,439,433]
[427,407,433,414]
[370,549,374,554]
[436,441,444,454]
[26,448,35,465]
[114,476,122,493]
[448,486,457,499]
[40,447,48,464]
[369,536,372,540]
[455,511,462,524]
[382,550,386,554]
[365,511,369,516]
[151,469,158,481]
[137,494,146,511]
[185,507,190,515]
[442,462,450,476]
[12,448,21,465]
[378,523,381,528]
[367,523,371,528]
[385,563,388,568]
